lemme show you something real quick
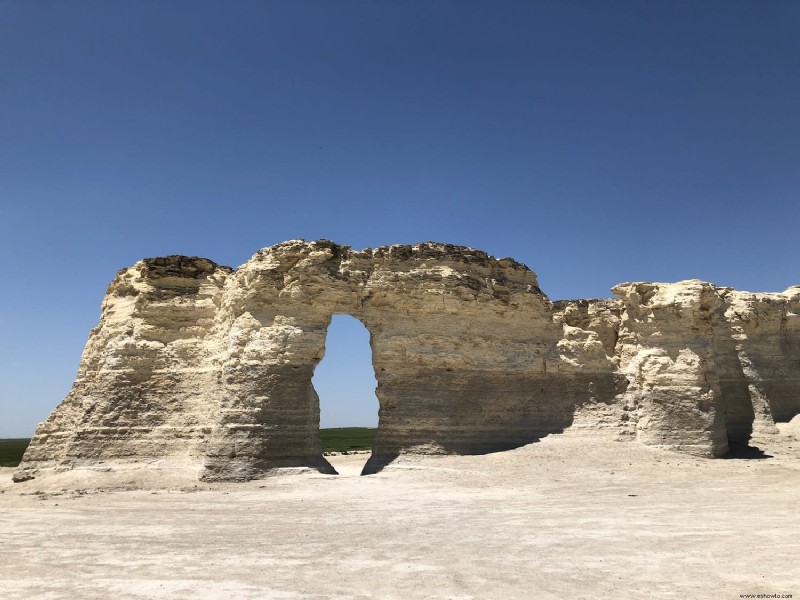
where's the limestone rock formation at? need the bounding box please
[14,241,800,483]
[15,257,232,481]
[723,287,800,428]
[613,281,732,456]
[611,281,799,455]
[552,299,629,435]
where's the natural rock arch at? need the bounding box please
[199,240,587,480]
[14,240,800,483]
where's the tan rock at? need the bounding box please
[14,241,800,484]
[14,256,231,481]
[612,281,730,456]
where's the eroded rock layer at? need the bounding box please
[14,241,800,482]
[15,257,231,480]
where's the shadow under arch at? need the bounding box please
[357,375,620,475]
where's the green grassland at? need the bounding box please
[0,439,30,467]
[0,429,375,467]
[319,427,376,453]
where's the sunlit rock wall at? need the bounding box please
[200,240,583,479]
[14,240,800,483]
[612,281,731,457]
[201,241,356,480]
[356,245,573,472]
[14,257,231,481]
[723,287,800,429]
[552,299,629,435]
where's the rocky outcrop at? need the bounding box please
[553,298,621,357]
[552,299,629,435]
[14,241,800,483]
[611,281,800,456]
[200,240,585,480]
[612,281,731,456]
[14,257,231,481]
[723,287,800,430]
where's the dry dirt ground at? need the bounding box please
[2,430,800,600]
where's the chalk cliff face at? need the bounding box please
[610,282,800,456]
[200,240,586,480]
[16,257,231,479]
[723,287,800,429]
[612,281,731,456]
[552,299,628,435]
[14,241,800,483]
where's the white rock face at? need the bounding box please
[14,241,800,483]
[16,257,232,480]
[612,281,730,456]
[200,240,583,480]
[723,286,800,432]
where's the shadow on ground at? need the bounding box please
[725,442,773,460]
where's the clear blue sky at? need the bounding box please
[1,1,798,437]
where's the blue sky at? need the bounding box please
[1,1,798,436]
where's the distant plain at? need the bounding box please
[0,428,376,468]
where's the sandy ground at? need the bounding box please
[1,432,800,600]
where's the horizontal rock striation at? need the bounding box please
[723,287,800,427]
[14,241,800,483]
[200,240,583,479]
[613,281,732,456]
[14,257,231,481]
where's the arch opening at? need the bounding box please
[312,314,380,476]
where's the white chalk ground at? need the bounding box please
[2,428,800,600]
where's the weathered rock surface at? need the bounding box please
[14,257,232,482]
[613,281,732,456]
[14,241,800,483]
